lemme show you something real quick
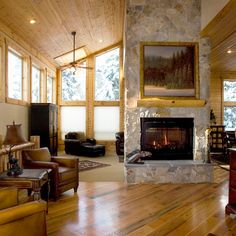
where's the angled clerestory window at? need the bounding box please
[95,48,120,101]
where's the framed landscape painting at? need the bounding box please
[140,42,199,99]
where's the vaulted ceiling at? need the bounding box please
[0,0,125,67]
[201,0,236,72]
[0,0,235,72]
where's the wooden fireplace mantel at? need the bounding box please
[137,98,206,107]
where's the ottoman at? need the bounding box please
[82,144,106,157]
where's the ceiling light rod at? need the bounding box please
[53,45,85,59]
[72,31,76,63]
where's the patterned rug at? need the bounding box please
[79,160,111,172]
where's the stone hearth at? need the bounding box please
[125,160,213,184]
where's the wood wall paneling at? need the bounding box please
[201,0,236,71]
[210,71,223,125]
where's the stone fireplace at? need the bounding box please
[124,0,213,183]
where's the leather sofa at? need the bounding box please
[115,132,124,155]
[22,147,79,200]
[0,187,47,236]
[64,132,105,157]
[225,148,236,214]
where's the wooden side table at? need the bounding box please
[0,169,51,209]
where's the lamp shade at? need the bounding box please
[3,122,27,146]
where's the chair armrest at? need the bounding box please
[0,200,46,225]
[64,139,82,144]
[86,138,96,145]
[23,161,59,170]
[51,156,79,168]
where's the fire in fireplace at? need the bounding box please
[140,117,194,160]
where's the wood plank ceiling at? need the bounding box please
[201,0,236,72]
[0,0,125,67]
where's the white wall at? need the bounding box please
[0,103,28,140]
[201,0,230,29]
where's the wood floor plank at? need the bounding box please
[47,166,236,236]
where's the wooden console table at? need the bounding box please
[0,169,50,210]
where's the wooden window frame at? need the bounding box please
[222,78,236,130]
[58,43,124,150]
[6,47,28,106]
[94,46,120,102]
[46,68,56,104]
[31,64,42,103]
[47,75,53,103]
[93,44,124,137]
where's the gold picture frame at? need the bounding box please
[140,42,199,99]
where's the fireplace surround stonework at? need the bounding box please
[124,0,213,183]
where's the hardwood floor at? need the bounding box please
[47,166,236,236]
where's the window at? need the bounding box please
[223,80,236,129]
[61,62,86,101]
[8,50,23,100]
[31,66,41,102]
[60,106,86,139]
[59,45,122,142]
[47,76,53,103]
[95,48,120,101]
[94,106,120,140]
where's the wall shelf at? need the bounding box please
[137,99,206,107]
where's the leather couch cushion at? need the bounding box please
[58,167,78,182]
[0,188,17,210]
[22,148,51,162]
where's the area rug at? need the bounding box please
[79,160,111,172]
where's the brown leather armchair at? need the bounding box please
[22,147,79,200]
[0,187,47,236]
[115,132,124,155]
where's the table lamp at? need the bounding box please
[3,121,27,176]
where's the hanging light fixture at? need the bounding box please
[70,31,77,74]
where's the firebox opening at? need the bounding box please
[140,117,194,160]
